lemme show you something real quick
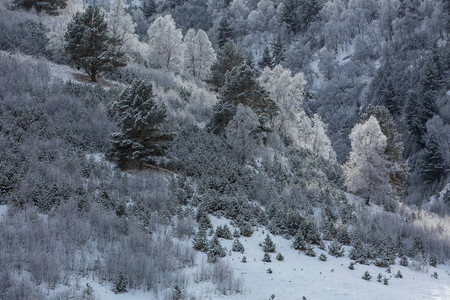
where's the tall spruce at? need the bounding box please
[217,17,234,48]
[65,5,126,82]
[110,79,173,170]
[421,133,446,184]
[259,46,273,70]
[271,35,285,66]
[208,41,245,89]
[208,64,278,135]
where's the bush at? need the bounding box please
[319,253,327,261]
[262,252,272,262]
[232,238,245,253]
[394,270,403,278]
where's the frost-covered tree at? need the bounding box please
[184,29,216,80]
[361,105,409,196]
[225,104,261,165]
[209,41,245,89]
[110,79,173,170]
[207,235,227,262]
[108,0,137,52]
[209,64,278,135]
[262,233,276,253]
[147,15,185,72]
[258,65,336,161]
[344,116,395,206]
[65,5,126,81]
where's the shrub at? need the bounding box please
[319,253,327,261]
[262,234,276,253]
[262,252,272,262]
[328,240,345,257]
[276,252,284,261]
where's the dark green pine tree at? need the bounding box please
[207,235,227,263]
[281,0,300,34]
[142,0,157,19]
[405,91,426,147]
[301,0,322,28]
[14,0,67,14]
[218,17,234,49]
[208,64,278,135]
[110,79,173,170]
[271,35,285,66]
[258,46,273,70]
[262,234,276,253]
[421,133,446,184]
[65,5,126,82]
[192,228,209,252]
[292,229,306,250]
[208,41,245,89]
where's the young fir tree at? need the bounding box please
[65,6,126,82]
[259,46,273,70]
[362,271,372,281]
[192,228,209,252]
[262,252,272,262]
[292,229,306,251]
[114,271,128,293]
[207,235,227,263]
[232,238,245,253]
[271,35,285,66]
[429,254,437,267]
[209,64,278,135]
[328,240,345,257]
[262,234,276,253]
[217,17,234,49]
[209,41,245,89]
[110,79,173,170]
[421,133,446,184]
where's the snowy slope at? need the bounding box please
[86,214,450,300]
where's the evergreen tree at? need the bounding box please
[292,229,306,251]
[209,64,278,135]
[65,6,126,82]
[271,35,285,66]
[192,228,209,252]
[110,79,173,170]
[362,271,372,281]
[429,254,437,267]
[276,252,284,261]
[328,240,345,257]
[209,41,245,89]
[281,0,300,34]
[259,46,273,70]
[207,235,226,263]
[262,252,272,262]
[400,255,409,267]
[142,0,156,18]
[14,0,67,14]
[262,234,276,253]
[421,133,446,184]
[114,271,128,293]
[301,0,322,28]
[232,238,245,253]
[218,17,234,48]
[410,235,424,257]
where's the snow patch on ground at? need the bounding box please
[0,205,8,219]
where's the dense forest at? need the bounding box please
[0,0,449,299]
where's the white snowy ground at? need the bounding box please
[83,214,450,300]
